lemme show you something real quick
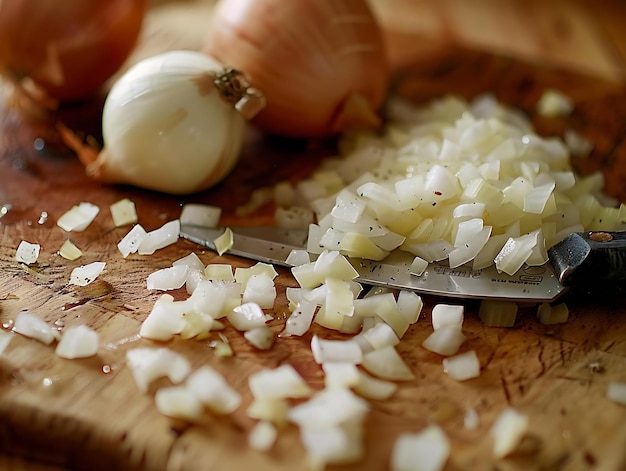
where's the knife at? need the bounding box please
[179,224,626,303]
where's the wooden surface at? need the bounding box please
[2,1,626,470]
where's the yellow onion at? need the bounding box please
[204,0,390,138]
[0,0,146,105]
[59,50,265,195]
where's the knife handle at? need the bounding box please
[548,231,626,297]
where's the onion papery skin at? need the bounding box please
[0,0,146,104]
[204,0,390,138]
[93,51,245,195]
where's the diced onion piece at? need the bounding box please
[186,365,241,414]
[57,202,100,232]
[491,407,529,459]
[126,347,191,393]
[299,423,365,468]
[409,256,428,276]
[361,322,400,350]
[213,227,234,256]
[109,198,137,227]
[353,370,398,400]
[173,252,205,271]
[275,206,315,229]
[246,398,290,426]
[422,325,466,356]
[235,262,279,286]
[0,330,11,356]
[288,387,369,429]
[140,294,187,341]
[479,300,518,327]
[180,311,217,340]
[284,300,317,336]
[179,203,221,228]
[375,299,409,338]
[325,278,355,318]
[55,324,99,359]
[242,274,276,309]
[286,249,311,266]
[146,265,190,291]
[494,232,538,276]
[16,240,41,264]
[13,311,59,345]
[537,89,574,117]
[228,302,268,331]
[464,407,480,430]
[117,224,148,258]
[537,302,569,325]
[58,240,82,261]
[431,304,464,330]
[155,386,204,421]
[443,350,480,381]
[361,346,414,381]
[607,383,626,406]
[396,290,423,324]
[248,364,312,400]
[391,425,450,471]
[244,326,276,350]
[322,362,360,389]
[204,263,235,281]
[248,421,278,452]
[311,335,363,364]
[69,261,106,286]
[138,220,180,255]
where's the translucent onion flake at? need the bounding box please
[110,198,138,227]
[55,324,99,359]
[0,330,12,356]
[57,202,100,232]
[391,425,450,471]
[180,203,222,228]
[13,311,59,345]
[58,240,82,261]
[69,261,106,286]
[15,240,40,264]
[491,407,529,458]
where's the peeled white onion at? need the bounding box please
[60,50,265,194]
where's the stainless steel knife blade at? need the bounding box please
[179,224,569,302]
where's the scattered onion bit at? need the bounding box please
[0,330,12,356]
[110,198,138,227]
[57,202,100,232]
[12,311,59,345]
[58,240,82,261]
[15,240,40,264]
[69,261,106,287]
[55,324,99,359]
[491,407,529,459]
[391,425,451,471]
[214,227,234,256]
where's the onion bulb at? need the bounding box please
[0,0,146,105]
[59,50,266,194]
[204,0,390,137]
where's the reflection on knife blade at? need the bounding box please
[179,224,566,303]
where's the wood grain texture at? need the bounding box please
[1,1,626,470]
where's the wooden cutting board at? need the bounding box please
[1,2,626,470]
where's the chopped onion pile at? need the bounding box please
[278,94,624,275]
[15,240,40,264]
